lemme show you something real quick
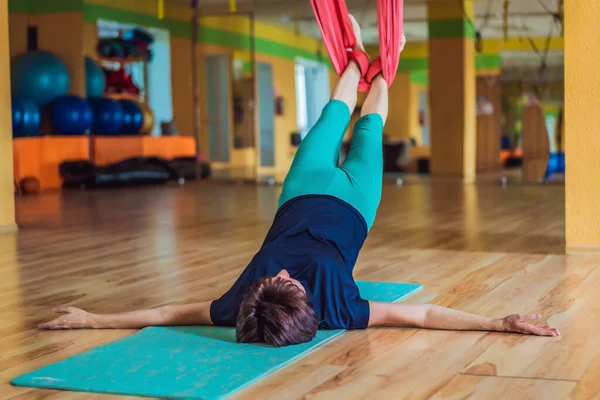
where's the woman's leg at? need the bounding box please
[279,16,364,207]
[330,75,388,229]
[358,75,388,124]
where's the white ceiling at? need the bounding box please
[173,0,564,69]
[264,0,561,44]
[184,0,563,42]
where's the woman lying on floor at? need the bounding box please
[40,17,560,346]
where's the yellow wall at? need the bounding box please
[0,0,16,228]
[565,0,600,250]
[8,12,27,59]
[385,75,422,142]
[230,148,256,168]
[9,12,86,97]
[83,22,98,60]
[29,12,86,97]
[387,73,410,140]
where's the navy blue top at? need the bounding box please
[210,195,371,330]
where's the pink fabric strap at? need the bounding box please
[377,0,404,88]
[347,50,370,77]
[366,56,383,84]
[311,0,404,92]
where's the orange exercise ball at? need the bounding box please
[138,102,155,135]
[19,177,40,195]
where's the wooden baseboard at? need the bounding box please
[0,223,18,234]
[428,175,475,184]
[210,162,230,170]
[566,245,600,254]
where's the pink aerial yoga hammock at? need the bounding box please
[311,0,404,92]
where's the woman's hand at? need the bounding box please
[39,307,93,330]
[500,313,560,337]
[38,301,214,330]
[369,303,561,337]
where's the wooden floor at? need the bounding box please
[3,178,597,400]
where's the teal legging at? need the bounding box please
[279,100,383,230]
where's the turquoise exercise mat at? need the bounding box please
[12,281,422,399]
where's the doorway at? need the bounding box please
[257,62,275,167]
[419,89,430,145]
[204,54,231,162]
[294,59,330,139]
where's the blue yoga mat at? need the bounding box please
[12,281,421,399]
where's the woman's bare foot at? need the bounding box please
[349,14,366,52]
[400,32,407,53]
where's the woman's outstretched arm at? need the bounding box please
[39,302,214,330]
[368,302,560,336]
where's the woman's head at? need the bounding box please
[236,270,318,347]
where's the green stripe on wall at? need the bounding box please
[398,57,428,72]
[82,4,324,64]
[28,0,82,13]
[242,61,253,75]
[428,18,475,39]
[541,103,560,118]
[8,0,29,13]
[203,26,251,50]
[475,54,501,70]
[83,3,180,33]
[410,71,429,85]
[9,0,83,13]
[255,38,321,62]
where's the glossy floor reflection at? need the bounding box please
[3,180,591,400]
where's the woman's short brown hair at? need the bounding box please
[236,277,318,347]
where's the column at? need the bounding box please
[427,0,476,182]
[0,0,16,229]
[565,0,600,251]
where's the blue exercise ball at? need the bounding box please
[545,152,560,178]
[88,97,123,135]
[11,51,70,107]
[119,100,143,134]
[85,57,106,98]
[11,103,23,135]
[558,151,566,173]
[51,95,93,135]
[12,97,41,138]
